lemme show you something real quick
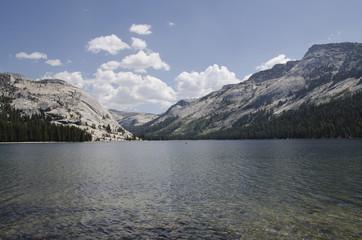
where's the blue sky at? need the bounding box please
[1,0,362,113]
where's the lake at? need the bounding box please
[0,140,361,239]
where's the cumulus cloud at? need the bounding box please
[45,59,63,66]
[129,24,152,35]
[42,64,242,112]
[175,64,240,99]
[92,69,176,110]
[16,51,47,60]
[168,21,175,26]
[45,71,87,89]
[43,69,176,111]
[100,60,122,71]
[16,51,65,67]
[256,54,291,71]
[131,37,147,50]
[87,34,130,55]
[119,50,170,73]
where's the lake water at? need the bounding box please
[0,140,361,239]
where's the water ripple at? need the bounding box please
[0,140,361,239]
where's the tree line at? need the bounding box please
[0,97,92,142]
[141,91,362,140]
[209,91,362,139]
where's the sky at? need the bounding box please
[1,0,362,114]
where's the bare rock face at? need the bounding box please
[137,42,362,136]
[108,109,158,128]
[0,73,133,141]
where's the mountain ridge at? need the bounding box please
[125,42,362,138]
[0,73,133,141]
[108,109,158,129]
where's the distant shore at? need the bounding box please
[0,140,133,144]
[0,141,87,144]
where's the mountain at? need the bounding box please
[131,42,362,138]
[0,73,133,141]
[108,109,158,130]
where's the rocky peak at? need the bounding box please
[38,79,68,85]
[248,60,299,83]
[290,42,362,79]
[306,42,359,56]
[132,42,362,137]
[0,73,30,87]
[174,99,191,107]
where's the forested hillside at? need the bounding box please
[143,91,362,140]
[0,97,92,142]
[0,73,132,141]
[132,43,362,138]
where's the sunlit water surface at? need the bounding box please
[0,140,361,239]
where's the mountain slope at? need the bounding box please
[108,109,158,130]
[0,73,133,141]
[132,42,362,138]
[204,91,362,139]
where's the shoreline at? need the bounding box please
[0,140,137,144]
[0,141,84,144]
[0,138,360,145]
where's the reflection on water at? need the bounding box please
[0,140,361,239]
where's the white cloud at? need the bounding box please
[87,34,130,55]
[16,51,65,67]
[100,60,122,71]
[119,50,170,73]
[131,37,147,50]
[242,74,252,81]
[92,69,176,110]
[44,71,87,89]
[256,54,291,71]
[129,24,152,35]
[43,69,177,111]
[168,21,175,26]
[16,51,47,60]
[45,59,63,66]
[175,64,240,99]
[42,63,242,112]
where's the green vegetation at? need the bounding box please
[128,116,180,137]
[208,91,362,139]
[141,91,362,140]
[0,97,92,142]
[128,112,232,140]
